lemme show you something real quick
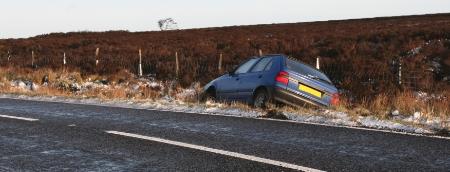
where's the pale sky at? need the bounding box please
[0,0,449,39]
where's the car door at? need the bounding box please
[215,74,239,101]
[236,58,273,102]
[218,58,259,101]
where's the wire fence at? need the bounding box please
[0,49,438,94]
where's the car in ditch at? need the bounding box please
[201,54,339,108]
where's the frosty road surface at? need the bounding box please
[0,98,449,171]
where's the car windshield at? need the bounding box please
[286,59,332,84]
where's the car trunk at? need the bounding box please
[282,59,338,106]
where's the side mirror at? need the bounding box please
[228,65,238,76]
[226,71,234,76]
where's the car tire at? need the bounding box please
[253,89,269,109]
[201,89,216,102]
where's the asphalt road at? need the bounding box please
[0,98,449,172]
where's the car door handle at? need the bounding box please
[236,78,240,81]
[258,75,263,78]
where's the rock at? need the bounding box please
[391,110,400,116]
[413,112,421,120]
[70,83,81,92]
[149,82,160,89]
[17,81,26,88]
[42,75,49,85]
[132,84,140,91]
[31,83,39,91]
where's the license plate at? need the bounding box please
[299,84,322,98]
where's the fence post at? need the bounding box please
[218,53,223,73]
[316,57,320,70]
[398,56,402,86]
[63,52,67,72]
[175,51,179,79]
[138,49,143,77]
[31,51,35,67]
[259,49,263,56]
[95,48,99,66]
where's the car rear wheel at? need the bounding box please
[253,89,269,109]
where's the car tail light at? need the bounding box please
[331,93,339,106]
[275,71,289,85]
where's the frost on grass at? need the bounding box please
[358,116,431,134]
[0,78,447,135]
[283,109,435,134]
[1,91,442,135]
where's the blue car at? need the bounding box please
[202,54,339,108]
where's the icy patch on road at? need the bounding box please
[0,93,442,135]
[0,94,262,119]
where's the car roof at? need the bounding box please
[250,55,322,72]
[263,54,286,58]
[250,54,286,59]
[250,55,323,73]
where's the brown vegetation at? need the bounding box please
[0,13,449,118]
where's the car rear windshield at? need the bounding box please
[286,59,332,84]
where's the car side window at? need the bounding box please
[250,58,272,73]
[263,60,273,71]
[234,58,259,74]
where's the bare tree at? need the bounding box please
[157,18,178,31]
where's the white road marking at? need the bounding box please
[0,114,39,121]
[106,131,323,172]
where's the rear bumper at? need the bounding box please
[273,87,328,107]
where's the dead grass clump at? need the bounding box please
[30,86,69,97]
[367,93,391,119]
[0,67,14,81]
[103,87,128,99]
[84,74,102,82]
[356,90,450,124]
[0,67,26,81]
[0,67,58,84]
[351,106,372,117]
[336,96,351,111]
[28,68,51,84]
[81,87,128,100]
[278,104,316,115]
[423,98,449,120]
[0,82,12,93]
[228,101,255,112]
[66,72,83,83]
[393,91,422,115]
[140,87,162,100]
[174,83,202,103]
[108,69,136,85]
[81,88,102,98]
